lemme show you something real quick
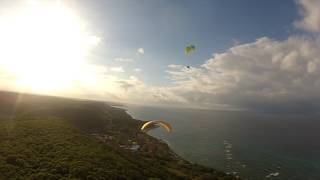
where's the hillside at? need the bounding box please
[0,91,237,179]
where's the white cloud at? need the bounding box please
[110,66,125,73]
[70,36,319,111]
[87,36,101,46]
[114,57,134,62]
[2,35,319,111]
[133,68,142,72]
[116,76,142,91]
[294,0,320,32]
[137,48,144,55]
[165,36,320,111]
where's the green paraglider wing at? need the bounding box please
[184,44,196,55]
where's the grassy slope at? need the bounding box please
[0,91,237,180]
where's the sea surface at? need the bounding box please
[124,104,320,180]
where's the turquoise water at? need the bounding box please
[125,105,320,180]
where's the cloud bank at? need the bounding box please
[165,36,320,111]
[100,0,320,112]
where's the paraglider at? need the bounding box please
[184,44,196,56]
[141,120,172,133]
[184,44,196,68]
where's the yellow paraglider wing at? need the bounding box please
[141,120,172,133]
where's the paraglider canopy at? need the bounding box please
[184,44,196,56]
[141,120,172,133]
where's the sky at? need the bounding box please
[0,0,320,112]
[77,0,299,85]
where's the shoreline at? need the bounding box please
[110,104,243,179]
[0,91,237,179]
[110,105,180,156]
[111,105,198,164]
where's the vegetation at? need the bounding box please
[0,91,238,179]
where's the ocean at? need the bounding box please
[125,104,320,180]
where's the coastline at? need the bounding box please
[111,104,245,179]
[0,91,237,179]
[111,105,201,166]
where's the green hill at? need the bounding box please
[0,91,237,180]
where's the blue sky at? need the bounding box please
[78,0,299,86]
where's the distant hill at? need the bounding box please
[0,91,237,179]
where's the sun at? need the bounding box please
[0,0,100,94]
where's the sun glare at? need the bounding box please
[0,1,100,93]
